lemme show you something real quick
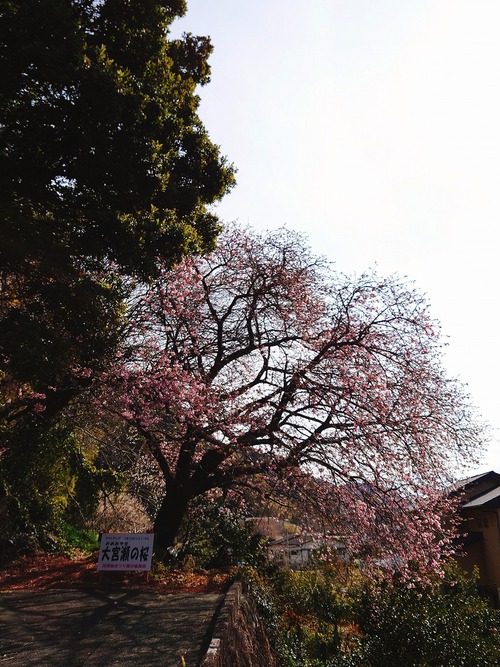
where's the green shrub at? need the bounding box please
[248,563,500,667]
[58,521,99,553]
[0,416,122,560]
[247,566,359,666]
[178,497,267,568]
[358,564,500,667]
[274,569,348,625]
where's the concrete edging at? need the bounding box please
[199,581,242,667]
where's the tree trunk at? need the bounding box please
[153,442,223,554]
[153,486,190,552]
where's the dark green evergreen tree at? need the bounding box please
[0,0,234,407]
[0,0,234,552]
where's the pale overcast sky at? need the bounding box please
[171,1,500,474]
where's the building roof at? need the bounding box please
[269,534,344,549]
[453,470,500,491]
[463,485,500,509]
[452,470,500,505]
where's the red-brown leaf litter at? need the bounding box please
[0,552,231,593]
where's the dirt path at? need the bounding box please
[0,587,223,666]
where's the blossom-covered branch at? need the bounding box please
[98,224,484,573]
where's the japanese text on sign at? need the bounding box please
[97,533,154,571]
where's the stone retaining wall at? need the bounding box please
[200,581,276,667]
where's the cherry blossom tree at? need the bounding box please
[99,224,484,572]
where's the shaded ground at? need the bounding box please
[0,554,230,666]
[0,588,223,666]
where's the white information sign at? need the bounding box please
[97,532,154,571]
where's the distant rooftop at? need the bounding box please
[453,470,500,490]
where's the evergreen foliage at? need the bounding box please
[0,0,234,552]
[0,0,234,409]
[177,496,267,568]
[248,564,500,667]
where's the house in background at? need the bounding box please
[454,470,500,604]
[268,534,347,568]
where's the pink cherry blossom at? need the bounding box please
[95,223,484,574]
